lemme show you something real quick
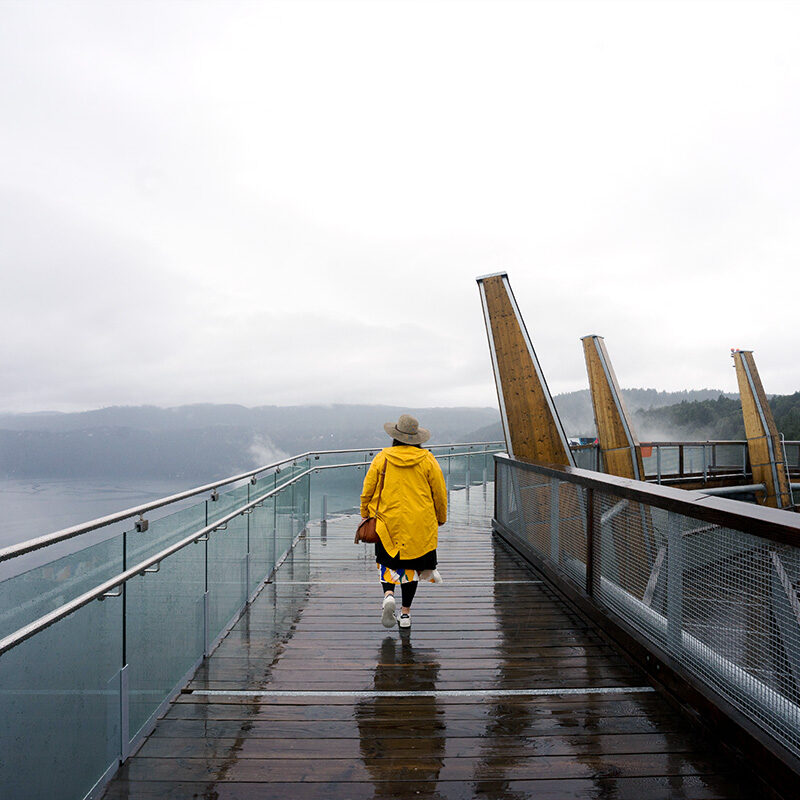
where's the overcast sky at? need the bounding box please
[2,0,799,413]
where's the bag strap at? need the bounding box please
[373,461,388,516]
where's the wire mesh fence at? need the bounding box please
[495,456,800,760]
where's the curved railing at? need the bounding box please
[0,442,502,800]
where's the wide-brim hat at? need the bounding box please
[384,413,430,445]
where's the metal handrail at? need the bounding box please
[0,451,502,657]
[639,440,749,447]
[495,454,800,546]
[639,440,800,447]
[0,462,331,657]
[0,441,504,564]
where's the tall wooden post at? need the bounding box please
[581,335,645,481]
[732,349,791,509]
[476,272,574,467]
[582,334,652,598]
[477,273,580,566]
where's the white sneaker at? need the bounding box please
[419,569,443,584]
[381,594,396,628]
[398,612,411,629]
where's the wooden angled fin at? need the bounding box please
[732,349,792,509]
[582,335,653,597]
[477,273,574,466]
[581,335,645,480]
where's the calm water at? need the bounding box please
[0,478,199,549]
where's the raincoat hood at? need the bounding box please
[383,446,430,468]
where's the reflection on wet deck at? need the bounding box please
[104,486,758,798]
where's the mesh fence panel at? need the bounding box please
[496,463,587,591]
[496,457,800,759]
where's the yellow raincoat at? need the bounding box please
[360,446,447,560]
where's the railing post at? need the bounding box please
[321,494,327,523]
[119,664,130,761]
[549,479,560,563]
[306,469,311,529]
[585,487,596,597]
[245,482,251,602]
[666,510,683,652]
[493,457,499,523]
[291,478,296,534]
[272,490,278,573]
[679,445,684,477]
[120,528,129,761]
[656,446,662,484]
[203,500,210,657]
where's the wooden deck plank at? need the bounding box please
[102,488,760,799]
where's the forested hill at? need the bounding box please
[634,393,800,441]
[468,388,800,443]
[465,388,738,442]
[553,388,736,436]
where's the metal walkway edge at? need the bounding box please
[102,487,760,799]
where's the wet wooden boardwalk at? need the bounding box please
[104,485,759,799]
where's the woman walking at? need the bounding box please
[359,414,447,629]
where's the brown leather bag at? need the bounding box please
[355,462,387,544]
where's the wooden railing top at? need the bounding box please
[495,454,800,547]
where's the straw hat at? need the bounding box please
[384,414,430,445]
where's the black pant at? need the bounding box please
[382,581,417,608]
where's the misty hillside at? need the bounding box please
[634,392,800,441]
[472,390,800,443]
[468,388,739,442]
[6,388,795,482]
[0,404,499,480]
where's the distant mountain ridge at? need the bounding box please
[0,404,500,480]
[7,389,793,481]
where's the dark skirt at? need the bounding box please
[374,537,437,572]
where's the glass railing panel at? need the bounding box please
[572,445,599,471]
[310,462,367,518]
[207,481,249,527]
[710,443,746,474]
[125,539,205,738]
[248,496,276,595]
[682,446,706,474]
[207,512,248,640]
[0,596,122,799]
[0,535,122,641]
[126,498,207,565]
[274,480,299,559]
[655,445,680,477]
[271,456,310,489]
[445,446,470,490]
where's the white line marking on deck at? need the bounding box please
[270,580,542,585]
[190,686,654,698]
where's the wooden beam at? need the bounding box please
[732,350,791,509]
[581,335,645,481]
[477,273,573,467]
[582,335,653,598]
